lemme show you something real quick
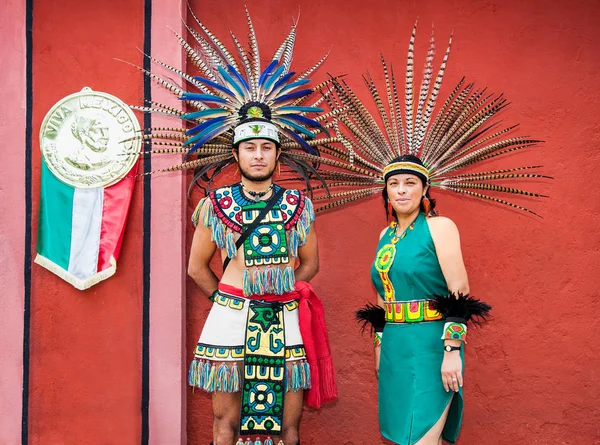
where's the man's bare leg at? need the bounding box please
[279,361,305,445]
[212,361,242,445]
[211,361,305,445]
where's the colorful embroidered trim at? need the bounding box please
[285,345,306,360]
[188,358,310,394]
[193,344,306,362]
[382,161,430,181]
[188,359,241,393]
[242,265,295,296]
[384,299,443,323]
[284,360,312,392]
[374,243,397,302]
[212,291,299,311]
[442,321,467,341]
[240,301,286,436]
[206,184,308,234]
[235,437,280,445]
[373,331,383,347]
[374,221,417,303]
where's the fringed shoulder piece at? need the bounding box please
[192,185,237,252]
[430,293,492,326]
[356,302,386,334]
[283,189,315,257]
[282,189,313,229]
[191,197,213,228]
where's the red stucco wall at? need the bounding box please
[28,1,146,443]
[9,0,599,444]
[185,0,600,444]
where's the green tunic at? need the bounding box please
[371,212,464,444]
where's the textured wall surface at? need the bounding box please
[185,0,600,444]
[4,0,599,443]
[27,1,146,443]
[0,1,26,443]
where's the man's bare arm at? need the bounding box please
[188,204,219,296]
[294,221,319,283]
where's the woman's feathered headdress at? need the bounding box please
[308,22,551,216]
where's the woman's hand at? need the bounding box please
[441,350,463,392]
[374,345,381,379]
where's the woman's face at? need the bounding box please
[386,173,426,216]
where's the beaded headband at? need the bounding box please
[382,161,430,183]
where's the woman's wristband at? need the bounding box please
[373,331,383,347]
[441,321,467,342]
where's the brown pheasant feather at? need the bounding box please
[326,23,549,217]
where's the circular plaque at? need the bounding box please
[39,87,141,188]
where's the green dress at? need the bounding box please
[371,212,464,444]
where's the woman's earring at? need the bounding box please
[387,201,394,218]
[422,196,431,215]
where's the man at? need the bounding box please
[137,11,340,443]
[187,114,336,445]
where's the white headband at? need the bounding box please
[234,121,280,145]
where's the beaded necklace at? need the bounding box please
[389,218,417,244]
[375,215,420,303]
[240,182,274,202]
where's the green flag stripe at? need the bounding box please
[37,159,74,270]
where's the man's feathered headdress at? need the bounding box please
[123,7,344,193]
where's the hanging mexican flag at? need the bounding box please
[35,88,141,290]
[35,160,138,290]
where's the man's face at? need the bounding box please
[234,139,279,182]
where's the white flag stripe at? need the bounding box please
[68,187,104,280]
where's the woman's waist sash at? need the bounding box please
[384,299,443,323]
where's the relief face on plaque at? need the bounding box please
[40,87,141,188]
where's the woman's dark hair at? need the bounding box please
[382,155,437,219]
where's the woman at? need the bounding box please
[341,24,545,444]
[368,154,478,445]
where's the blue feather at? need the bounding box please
[227,64,250,93]
[276,117,317,139]
[272,89,313,104]
[179,93,228,104]
[278,106,324,113]
[182,109,229,120]
[188,124,231,153]
[280,78,311,94]
[279,114,323,129]
[271,72,296,94]
[184,118,229,146]
[193,76,236,98]
[263,65,286,93]
[258,59,279,87]
[186,116,228,136]
[281,128,318,155]
[217,66,246,98]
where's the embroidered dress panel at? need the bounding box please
[370,212,464,444]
